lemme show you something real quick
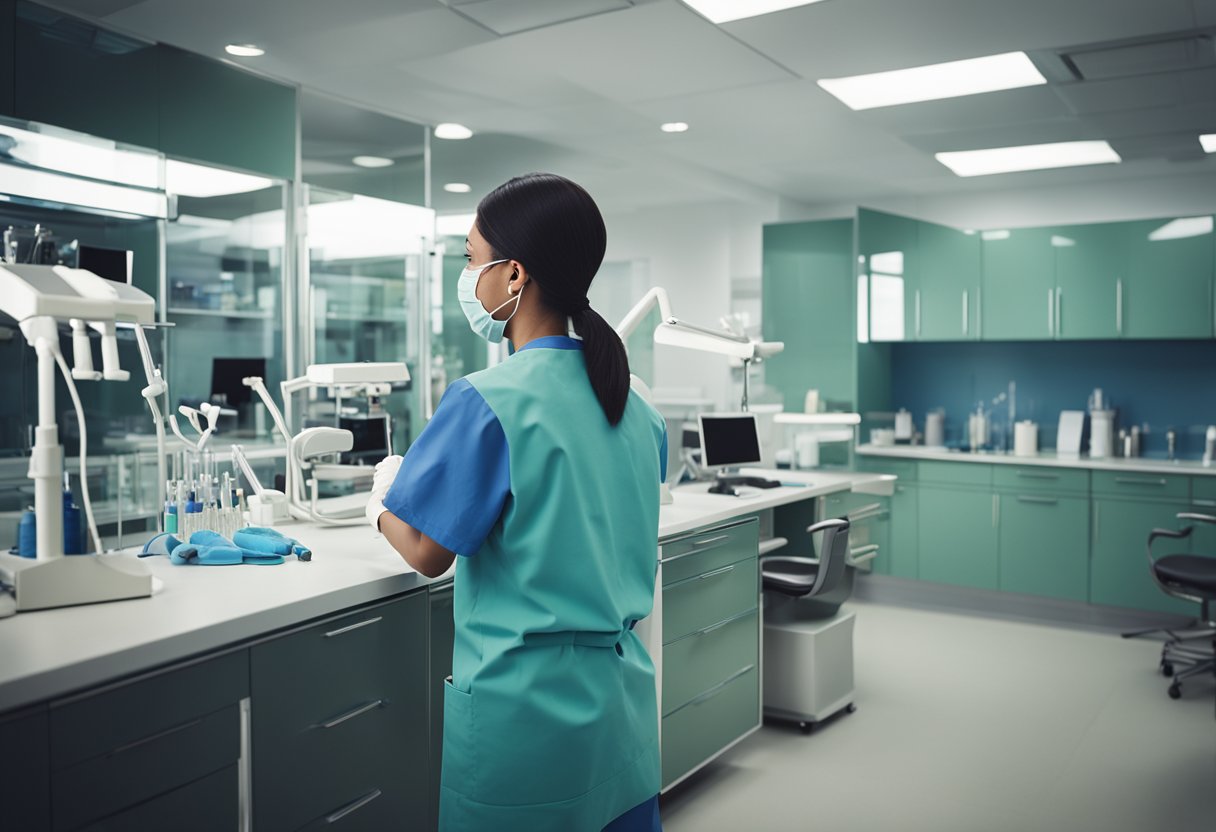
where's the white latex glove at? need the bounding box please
[367,454,403,532]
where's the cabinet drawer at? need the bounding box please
[662,609,758,716]
[662,557,758,645]
[993,465,1088,495]
[661,518,758,586]
[1192,477,1216,504]
[54,703,239,832]
[49,650,247,770]
[296,785,405,832]
[78,764,238,832]
[855,457,917,482]
[661,666,758,790]
[1,706,49,832]
[1092,471,1189,500]
[918,460,992,486]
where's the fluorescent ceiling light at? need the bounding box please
[818,51,1046,111]
[225,44,264,57]
[1148,216,1213,241]
[1051,235,1076,247]
[660,122,689,133]
[0,124,159,188]
[936,141,1121,177]
[0,164,168,218]
[165,159,274,198]
[1201,133,1216,153]
[307,195,436,260]
[981,230,1011,241]
[869,251,903,274]
[682,0,828,24]
[352,155,393,168]
[434,123,473,140]
[443,183,471,194]
[437,212,477,237]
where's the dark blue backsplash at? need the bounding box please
[889,341,1216,459]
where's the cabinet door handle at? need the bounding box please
[1016,495,1059,506]
[666,665,755,718]
[1114,477,1167,487]
[1016,471,1059,480]
[319,699,385,730]
[326,789,382,824]
[992,493,999,527]
[694,608,756,639]
[915,289,922,338]
[962,290,970,335]
[109,717,204,757]
[1093,501,1100,545]
[1116,278,1123,336]
[666,563,737,590]
[1056,288,1062,337]
[664,534,731,562]
[977,285,982,338]
[1047,288,1054,335]
[324,616,383,638]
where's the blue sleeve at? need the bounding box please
[382,379,510,557]
[659,426,668,483]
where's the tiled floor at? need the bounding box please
[661,599,1216,832]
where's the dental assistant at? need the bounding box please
[366,173,668,831]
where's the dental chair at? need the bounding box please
[1124,512,1216,705]
[762,517,874,732]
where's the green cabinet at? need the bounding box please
[1091,498,1194,614]
[916,219,980,341]
[917,485,999,589]
[1052,223,1124,340]
[1120,217,1214,339]
[762,220,856,408]
[997,493,1090,601]
[981,227,1055,340]
[857,208,917,342]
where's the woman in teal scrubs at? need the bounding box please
[367,173,667,831]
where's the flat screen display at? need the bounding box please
[210,357,266,406]
[698,414,762,469]
[78,245,132,284]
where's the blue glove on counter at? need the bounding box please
[140,533,183,558]
[233,527,312,562]
[173,530,283,566]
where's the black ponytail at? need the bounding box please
[476,173,631,426]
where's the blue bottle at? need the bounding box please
[63,488,84,555]
[17,508,37,558]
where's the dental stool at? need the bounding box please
[1124,513,1216,705]
[762,517,867,733]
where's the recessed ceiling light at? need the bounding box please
[936,140,1121,177]
[165,159,273,198]
[352,155,394,169]
[981,230,1011,241]
[1148,216,1214,241]
[434,123,473,140]
[660,122,689,133]
[817,51,1046,111]
[1201,133,1216,153]
[682,0,828,23]
[443,183,471,193]
[225,44,265,57]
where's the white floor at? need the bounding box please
[660,599,1216,832]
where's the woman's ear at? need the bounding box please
[507,260,529,293]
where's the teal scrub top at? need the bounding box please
[384,336,668,830]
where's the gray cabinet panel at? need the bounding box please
[428,582,454,832]
[0,705,49,831]
[78,765,238,832]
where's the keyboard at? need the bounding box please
[718,475,781,489]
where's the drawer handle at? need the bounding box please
[1015,471,1059,480]
[1016,495,1058,506]
[108,716,203,757]
[664,534,731,563]
[326,788,382,824]
[670,665,755,717]
[699,608,755,637]
[1114,477,1167,487]
[1193,499,1216,508]
[324,616,383,638]
[666,563,738,590]
[846,502,884,522]
[319,699,385,730]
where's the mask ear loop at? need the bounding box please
[488,282,525,321]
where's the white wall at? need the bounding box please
[602,197,782,410]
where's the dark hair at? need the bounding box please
[476,173,631,426]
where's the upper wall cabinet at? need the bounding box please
[1051,223,1124,340]
[981,227,1054,341]
[1120,216,1214,340]
[858,208,917,343]
[914,219,980,342]
[1,1,15,116]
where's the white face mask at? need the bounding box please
[457,259,523,344]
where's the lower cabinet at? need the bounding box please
[997,493,1090,601]
[251,591,430,832]
[0,706,49,831]
[659,518,759,791]
[1091,498,1195,615]
[917,486,999,590]
[427,581,455,831]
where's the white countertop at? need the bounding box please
[0,471,882,712]
[857,444,1216,477]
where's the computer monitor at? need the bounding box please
[340,414,392,464]
[698,413,762,470]
[210,357,266,406]
[77,245,132,284]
